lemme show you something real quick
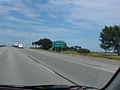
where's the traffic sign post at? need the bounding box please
[53,41,66,52]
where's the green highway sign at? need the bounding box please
[53,41,66,47]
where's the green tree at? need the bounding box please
[32,41,38,48]
[37,38,52,50]
[69,46,81,51]
[78,48,90,53]
[100,25,120,56]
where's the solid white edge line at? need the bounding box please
[39,64,55,74]
[21,52,55,74]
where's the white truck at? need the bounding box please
[18,43,23,49]
[14,42,19,47]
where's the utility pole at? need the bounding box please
[29,24,31,48]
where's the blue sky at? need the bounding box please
[0,0,120,51]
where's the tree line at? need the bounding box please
[32,38,90,53]
[32,25,120,56]
[32,38,52,50]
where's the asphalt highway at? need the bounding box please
[0,47,119,89]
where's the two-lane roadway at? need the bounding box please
[0,47,119,89]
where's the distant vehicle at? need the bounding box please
[18,43,23,49]
[12,41,19,47]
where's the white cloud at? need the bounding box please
[0,29,41,39]
[0,29,26,38]
[47,13,57,18]
[31,25,83,37]
[0,23,26,29]
[0,0,39,18]
[0,28,69,41]
[5,16,42,24]
[32,26,70,33]
[1,0,120,29]
[49,0,120,27]
[51,0,108,8]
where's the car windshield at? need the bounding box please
[0,0,120,90]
